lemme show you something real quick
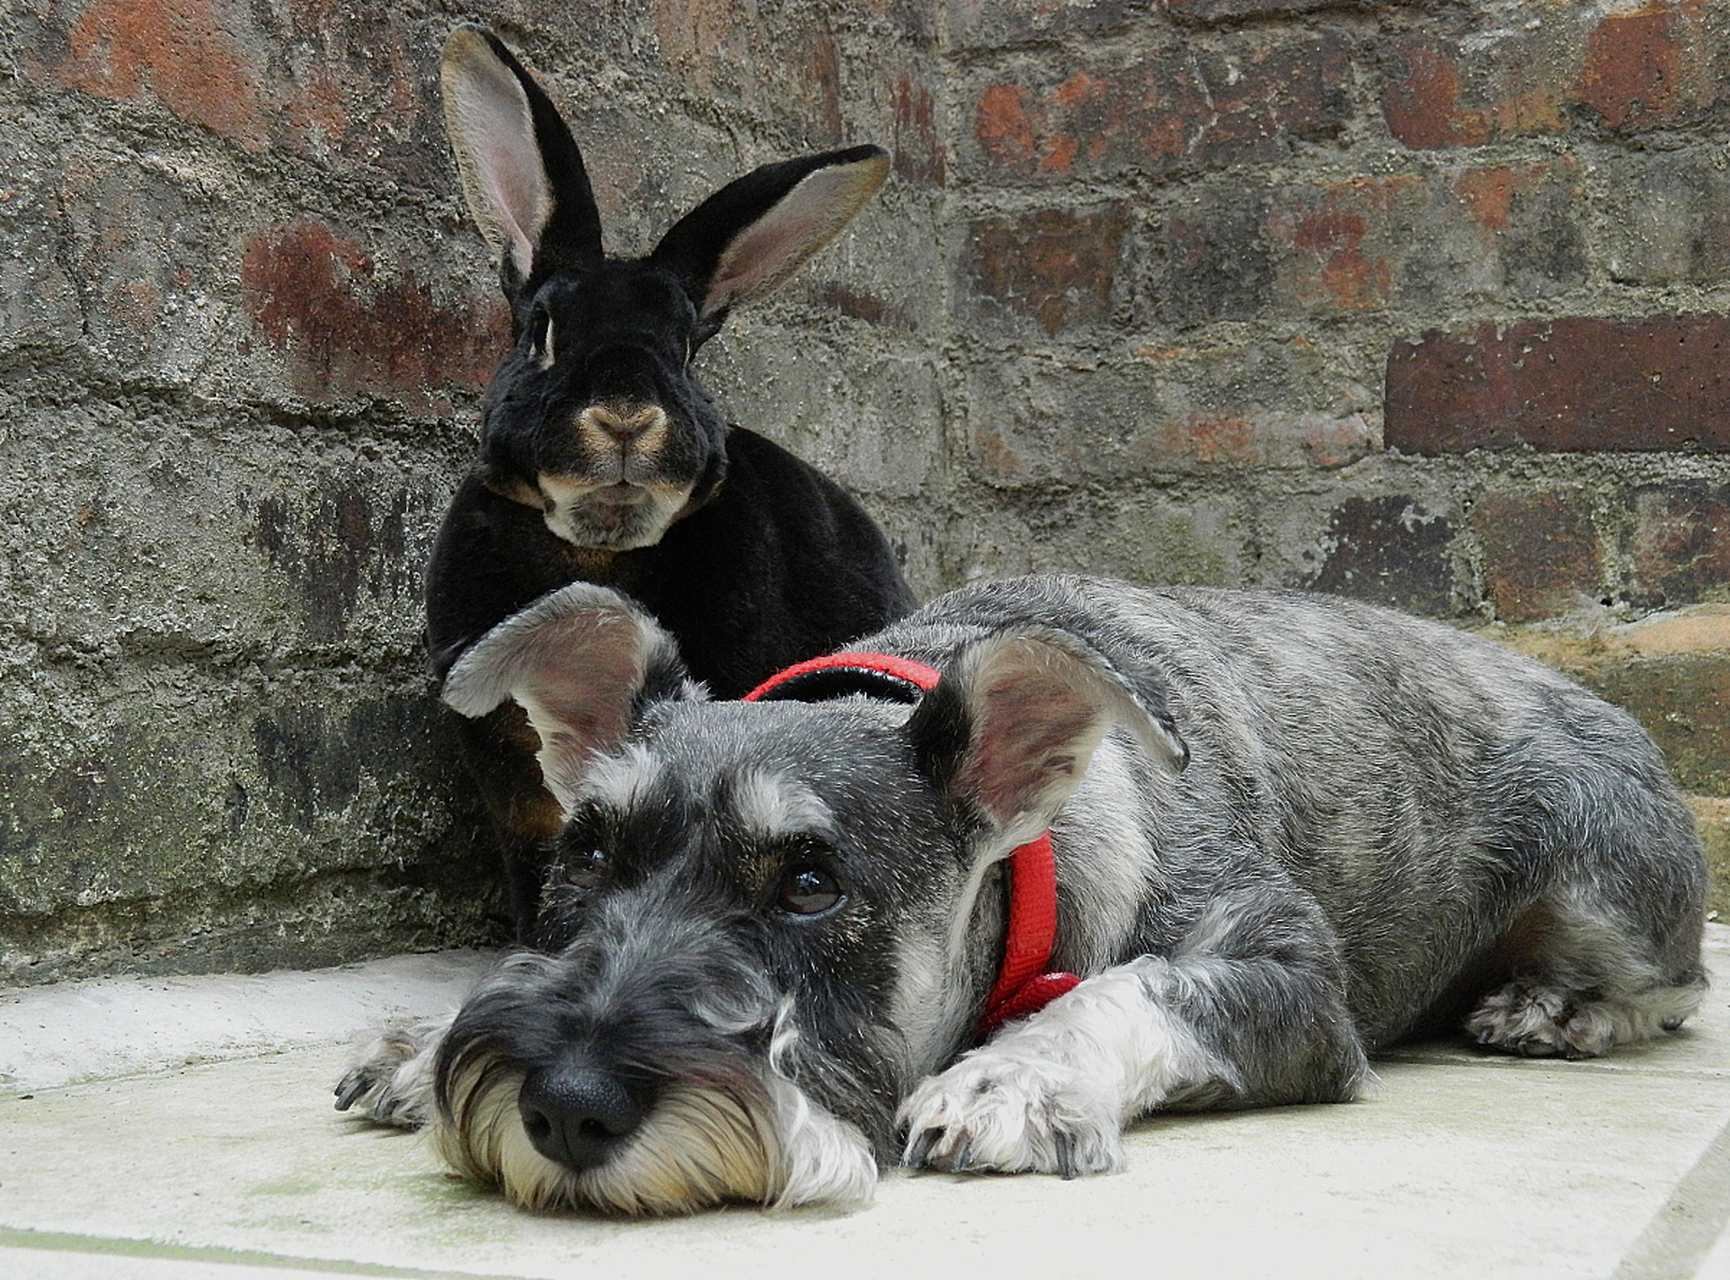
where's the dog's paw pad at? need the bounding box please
[897,1055,1122,1178]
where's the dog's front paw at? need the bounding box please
[897,1048,1124,1179]
[333,1016,451,1128]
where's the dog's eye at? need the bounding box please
[566,847,608,886]
[776,864,843,916]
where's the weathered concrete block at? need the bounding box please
[1624,483,1730,611]
[949,486,1251,588]
[962,29,1351,183]
[963,338,1375,486]
[1602,149,1730,286]
[1380,3,1728,149]
[947,0,1137,50]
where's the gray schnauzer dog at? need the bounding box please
[338,574,1707,1215]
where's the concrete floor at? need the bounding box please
[1,931,1728,1280]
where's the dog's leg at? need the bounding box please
[1467,756,1707,1060]
[899,904,1368,1178]
[333,1012,454,1128]
[1466,887,1706,1059]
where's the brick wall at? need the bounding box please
[3,0,1727,982]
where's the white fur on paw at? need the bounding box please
[333,1016,449,1128]
[897,1048,1124,1179]
[1467,982,1609,1060]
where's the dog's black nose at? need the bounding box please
[517,1065,645,1172]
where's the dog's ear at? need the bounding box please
[441,584,688,813]
[441,24,604,299]
[905,629,1187,846]
[649,145,889,326]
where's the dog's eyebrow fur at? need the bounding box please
[727,771,837,842]
[574,745,666,814]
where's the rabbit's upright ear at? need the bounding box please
[441,25,603,297]
[650,145,890,324]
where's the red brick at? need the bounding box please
[1381,33,1568,150]
[1471,491,1602,622]
[1448,159,1588,295]
[1386,317,1730,454]
[32,3,438,181]
[1580,6,1688,131]
[966,205,1130,335]
[240,219,508,408]
[1381,6,1727,151]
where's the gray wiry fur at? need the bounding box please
[337,575,1707,1215]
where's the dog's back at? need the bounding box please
[871,575,1707,1053]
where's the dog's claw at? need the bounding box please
[948,1136,973,1174]
[333,1074,368,1112]
[904,1127,939,1169]
[1054,1130,1076,1180]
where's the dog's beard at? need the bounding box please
[429,928,896,1214]
[434,1043,877,1214]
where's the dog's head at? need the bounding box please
[432,583,1182,1213]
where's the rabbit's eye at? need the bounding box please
[527,307,555,369]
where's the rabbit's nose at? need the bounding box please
[582,405,668,446]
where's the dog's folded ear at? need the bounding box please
[441,24,604,299]
[441,584,690,813]
[906,629,1188,847]
[650,145,890,327]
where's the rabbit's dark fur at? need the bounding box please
[430,26,915,931]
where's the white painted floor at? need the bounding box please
[2,930,1727,1279]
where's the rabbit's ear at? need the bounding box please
[441,25,603,295]
[650,145,889,322]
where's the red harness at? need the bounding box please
[742,653,1082,1038]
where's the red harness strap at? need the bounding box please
[743,652,1081,1039]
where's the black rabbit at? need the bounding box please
[430,25,916,933]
